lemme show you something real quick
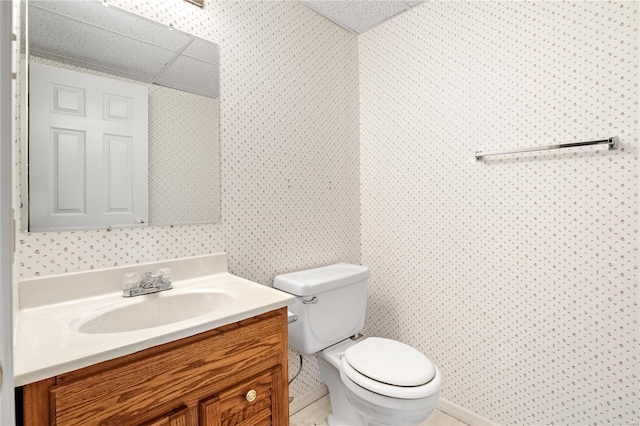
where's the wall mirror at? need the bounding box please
[21,0,221,232]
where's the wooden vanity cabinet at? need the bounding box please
[21,308,289,426]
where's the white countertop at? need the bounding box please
[14,254,294,386]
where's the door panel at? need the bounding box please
[103,93,132,122]
[52,128,85,213]
[52,83,85,115]
[104,134,133,212]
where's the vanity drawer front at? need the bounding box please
[47,310,286,426]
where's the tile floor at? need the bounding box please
[289,394,468,426]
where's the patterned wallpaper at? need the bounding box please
[14,0,639,423]
[359,1,638,425]
[14,0,360,401]
[147,86,220,226]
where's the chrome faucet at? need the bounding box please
[122,270,172,297]
[140,272,164,289]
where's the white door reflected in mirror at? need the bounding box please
[29,63,148,231]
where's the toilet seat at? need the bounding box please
[340,337,439,399]
[345,337,435,386]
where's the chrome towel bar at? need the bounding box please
[475,136,618,162]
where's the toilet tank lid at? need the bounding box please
[274,263,370,296]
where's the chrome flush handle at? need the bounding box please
[302,296,318,304]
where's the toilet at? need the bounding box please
[274,263,442,426]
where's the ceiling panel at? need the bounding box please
[30,2,191,51]
[154,55,220,98]
[300,0,426,34]
[29,5,174,81]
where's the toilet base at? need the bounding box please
[326,413,345,426]
[342,375,439,426]
[318,352,366,425]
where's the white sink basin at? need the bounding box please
[71,289,237,334]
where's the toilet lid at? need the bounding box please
[344,337,435,387]
[340,357,440,399]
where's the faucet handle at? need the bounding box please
[145,272,163,281]
[155,268,172,283]
[122,272,141,290]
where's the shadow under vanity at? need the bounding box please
[15,254,293,425]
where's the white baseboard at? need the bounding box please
[437,398,499,426]
[289,385,329,415]
[288,387,496,426]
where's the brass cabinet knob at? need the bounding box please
[246,389,257,402]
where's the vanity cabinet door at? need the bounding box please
[199,396,222,426]
[199,368,284,426]
[142,406,189,426]
[218,370,273,425]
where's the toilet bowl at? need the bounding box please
[318,337,442,425]
[274,263,442,426]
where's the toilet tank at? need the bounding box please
[274,263,370,354]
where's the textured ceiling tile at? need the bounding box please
[154,55,219,98]
[301,1,409,34]
[29,6,174,81]
[181,38,220,65]
[31,1,190,51]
